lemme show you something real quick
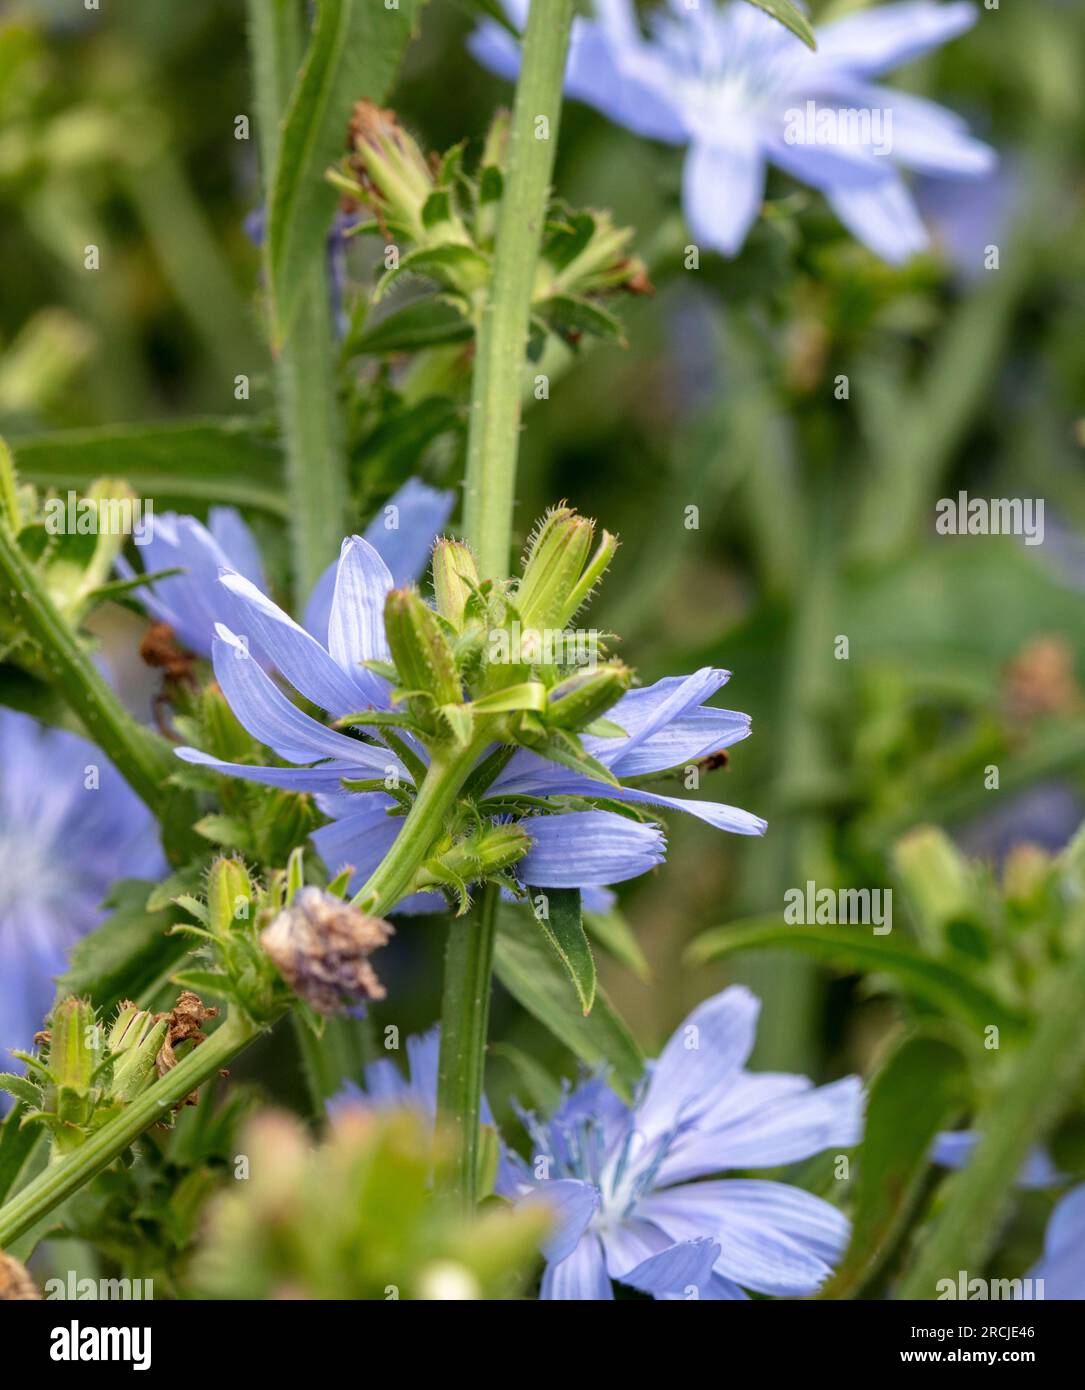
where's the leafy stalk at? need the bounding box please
[0,1011,256,1248]
[898,911,1085,1297]
[440,1,576,1206]
[436,883,499,1206]
[0,521,176,820]
[462,0,576,578]
[247,0,349,604]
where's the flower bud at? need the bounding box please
[432,539,480,630]
[546,662,631,733]
[516,506,617,633]
[427,822,531,889]
[260,887,393,1015]
[47,997,99,1095]
[385,586,463,713]
[207,856,254,938]
[108,1011,168,1103]
[347,100,434,241]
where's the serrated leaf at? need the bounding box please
[536,294,625,345]
[267,0,423,341]
[744,0,816,50]
[494,906,642,1099]
[0,1075,40,1108]
[527,888,596,1014]
[439,702,474,747]
[684,918,1027,1037]
[821,1034,968,1299]
[373,243,490,303]
[347,296,473,354]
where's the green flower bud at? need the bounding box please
[423,822,531,893]
[546,662,632,734]
[385,586,463,716]
[516,506,617,633]
[47,997,99,1095]
[347,101,435,242]
[108,1014,168,1103]
[432,539,480,630]
[207,856,254,938]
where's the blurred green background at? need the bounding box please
[2,0,1083,1113]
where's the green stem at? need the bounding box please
[899,912,1085,1297]
[247,0,348,605]
[462,0,576,578]
[436,883,499,1207]
[0,1011,257,1248]
[0,521,175,819]
[351,737,487,914]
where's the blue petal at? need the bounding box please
[637,985,760,1136]
[208,507,266,588]
[816,1,979,79]
[362,478,455,586]
[1027,1184,1085,1299]
[656,1074,864,1186]
[517,811,666,887]
[521,1179,599,1264]
[174,746,357,791]
[592,782,768,836]
[310,801,404,892]
[824,172,931,263]
[932,1130,1062,1190]
[210,630,395,771]
[218,568,367,717]
[682,138,766,257]
[639,1179,848,1297]
[327,536,394,680]
[621,1237,721,1299]
[540,1233,614,1300]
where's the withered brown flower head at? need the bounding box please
[260,887,393,1015]
[0,1251,41,1300]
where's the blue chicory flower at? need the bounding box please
[498,985,862,1299]
[470,0,995,265]
[116,478,454,659]
[174,533,763,911]
[327,1025,450,1123]
[0,709,164,1064]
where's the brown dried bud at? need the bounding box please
[154,991,220,1106]
[0,1251,41,1300]
[260,888,393,1015]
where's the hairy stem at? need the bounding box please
[247,0,348,605]
[462,0,576,578]
[0,521,176,820]
[436,882,499,1207]
[0,1011,257,1248]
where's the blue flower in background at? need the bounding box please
[1026,1185,1085,1299]
[931,1130,1063,1191]
[174,534,748,911]
[471,0,995,264]
[498,985,862,1299]
[328,1025,449,1122]
[117,478,454,659]
[0,709,163,1066]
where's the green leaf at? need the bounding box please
[487,1041,562,1113]
[744,0,816,50]
[494,906,642,1099]
[684,918,1027,1037]
[535,294,625,345]
[0,1075,40,1109]
[55,879,193,1014]
[526,887,596,1014]
[584,905,651,981]
[9,419,287,515]
[470,681,548,714]
[0,1104,44,1207]
[347,295,473,354]
[820,1034,968,1299]
[267,0,423,341]
[372,243,490,303]
[194,814,252,851]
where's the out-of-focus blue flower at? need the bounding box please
[117,479,454,660]
[498,985,863,1299]
[0,709,164,1064]
[931,1130,1063,1190]
[471,0,995,265]
[328,1026,454,1123]
[174,533,762,912]
[1025,1184,1085,1299]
